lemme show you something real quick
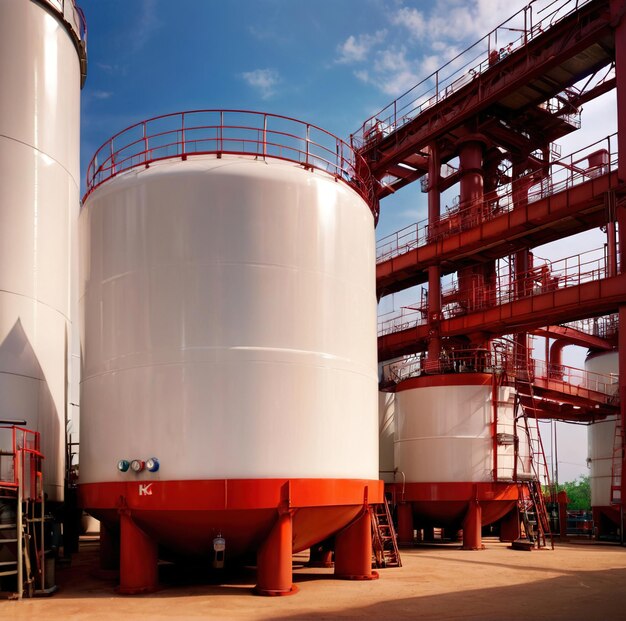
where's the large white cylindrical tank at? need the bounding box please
[79,154,378,483]
[0,0,85,501]
[395,380,517,482]
[379,391,395,483]
[587,351,619,508]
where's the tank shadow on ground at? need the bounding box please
[275,567,626,621]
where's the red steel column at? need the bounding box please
[119,512,158,594]
[255,511,297,596]
[397,502,414,545]
[462,498,484,550]
[611,0,626,185]
[617,306,626,533]
[615,0,626,528]
[457,139,487,311]
[99,522,120,572]
[499,507,520,542]
[334,508,379,580]
[428,143,442,363]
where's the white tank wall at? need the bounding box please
[587,351,619,508]
[79,156,378,483]
[379,392,395,484]
[0,0,82,500]
[395,383,516,482]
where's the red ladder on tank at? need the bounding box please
[371,497,401,568]
[610,419,623,506]
[512,345,554,550]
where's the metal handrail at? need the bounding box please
[378,244,619,336]
[376,134,618,263]
[381,350,618,400]
[84,110,379,219]
[352,0,593,149]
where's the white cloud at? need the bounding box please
[133,0,162,52]
[92,90,113,100]
[356,48,420,97]
[241,69,280,99]
[336,30,387,64]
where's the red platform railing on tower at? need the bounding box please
[376,134,618,263]
[351,0,593,151]
[84,110,379,220]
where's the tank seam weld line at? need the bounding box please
[0,288,71,324]
[81,355,379,383]
[0,369,48,382]
[0,133,79,189]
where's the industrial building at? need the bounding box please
[0,0,624,609]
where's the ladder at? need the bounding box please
[0,425,48,598]
[371,497,401,568]
[610,418,623,506]
[512,345,554,550]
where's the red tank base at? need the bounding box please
[253,584,299,596]
[336,570,380,581]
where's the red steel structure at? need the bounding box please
[356,0,626,546]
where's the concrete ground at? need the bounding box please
[4,538,626,621]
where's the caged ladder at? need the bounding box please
[512,348,554,551]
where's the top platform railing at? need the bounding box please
[381,349,618,402]
[376,134,618,263]
[39,0,88,44]
[351,0,592,150]
[84,110,379,220]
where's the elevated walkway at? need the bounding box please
[353,0,615,196]
[376,136,621,296]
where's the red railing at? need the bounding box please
[376,134,618,262]
[378,245,618,335]
[562,314,619,340]
[0,426,43,500]
[84,110,379,219]
[381,349,618,401]
[352,0,593,149]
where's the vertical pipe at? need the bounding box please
[427,143,442,362]
[17,450,23,600]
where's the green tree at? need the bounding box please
[557,475,591,511]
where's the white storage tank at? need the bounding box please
[0,0,86,501]
[392,373,522,548]
[586,351,620,537]
[78,110,382,595]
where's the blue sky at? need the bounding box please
[78,0,617,482]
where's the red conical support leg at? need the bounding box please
[334,509,379,580]
[255,511,297,596]
[462,500,484,550]
[499,506,520,543]
[119,513,158,594]
[99,522,120,571]
[397,502,414,545]
[308,537,334,568]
